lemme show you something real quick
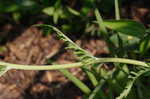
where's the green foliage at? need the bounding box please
[42,0,67,24]
[0,0,41,22]
[34,24,150,99]
[110,33,140,48]
[59,69,91,95]
[0,0,39,13]
[0,23,150,98]
[117,69,150,99]
[95,9,107,36]
[139,35,150,55]
[0,0,150,99]
[103,20,146,38]
[35,24,97,63]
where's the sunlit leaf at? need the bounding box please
[67,7,80,16]
[53,10,59,24]
[103,20,146,38]
[110,33,140,47]
[42,7,55,16]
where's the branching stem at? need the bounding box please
[0,58,149,70]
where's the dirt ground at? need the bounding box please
[0,1,150,99]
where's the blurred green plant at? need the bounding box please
[0,0,125,32]
[0,0,40,22]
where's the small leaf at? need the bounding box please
[110,33,140,47]
[42,7,54,16]
[103,20,146,38]
[139,36,150,55]
[53,10,59,24]
[67,7,80,16]
[95,9,107,35]
[146,28,150,33]
[81,7,90,16]
[0,66,9,77]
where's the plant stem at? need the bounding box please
[115,0,120,20]
[0,58,149,70]
[94,8,116,53]
[0,61,82,70]
[89,79,106,99]
[59,69,91,95]
[95,58,149,67]
[95,8,107,35]
[83,67,98,87]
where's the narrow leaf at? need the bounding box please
[116,69,150,99]
[60,69,91,95]
[34,24,97,63]
[95,9,107,35]
[67,7,80,16]
[139,36,150,55]
[103,20,146,38]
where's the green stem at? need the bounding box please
[115,0,120,20]
[0,58,149,70]
[83,67,98,87]
[59,69,91,95]
[86,71,98,86]
[95,58,149,67]
[0,61,82,70]
[95,8,107,35]
[89,79,106,99]
[94,8,116,53]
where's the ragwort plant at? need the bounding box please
[0,0,150,99]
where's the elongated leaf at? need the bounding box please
[59,69,91,95]
[67,7,80,16]
[116,69,150,99]
[34,24,96,63]
[139,35,150,55]
[88,80,107,99]
[103,20,146,38]
[95,9,107,35]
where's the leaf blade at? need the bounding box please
[103,20,146,38]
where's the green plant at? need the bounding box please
[0,0,41,22]
[0,0,150,99]
[0,25,150,98]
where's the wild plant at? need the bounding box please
[0,0,150,99]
